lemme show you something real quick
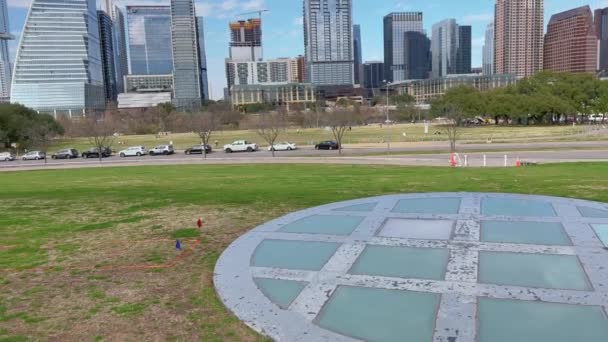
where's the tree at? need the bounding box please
[156,102,175,133]
[25,114,64,164]
[324,108,355,155]
[83,115,116,162]
[0,104,63,151]
[256,112,286,157]
[192,111,221,159]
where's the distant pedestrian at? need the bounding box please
[214,140,219,148]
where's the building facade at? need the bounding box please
[483,22,494,75]
[170,0,201,109]
[363,61,384,89]
[113,6,129,94]
[0,0,13,102]
[303,0,354,86]
[226,58,303,88]
[231,83,316,109]
[544,6,597,74]
[196,17,209,101]
[389,74,518,104]
[126,6,173,75]
[229,18,262,61]
[383,12,424,82]
[98,11,117,102]
[124,74,173,93]
[595,8,608,72]
[11,0,105,115]
[431,19,458,78]
[403,31,431,80]
[494,0,544,77]
[456,25,472,74]
[353,24,362,85]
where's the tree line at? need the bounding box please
[430,72,608,125]
[0,103,64,151]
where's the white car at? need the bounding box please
[21,151,46,160]
[0,152,15,161]
[223,140,258,153]
[268,142,297,151]
[118,146,147,157]
[149,145,174,156]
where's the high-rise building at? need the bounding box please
[0,0,14,102]
[383,12,424,82]
[494,0,544,77]
[11,0,105,115]
[113,6,129,93]
[126,6,173,75]
[363,61,384,89]
[98,11,117,102]
[483,22,494,75]
[403,32,431,80]
[296,55,306,83]
[456,26,472,74]
[303,0,354,86]
[196,17,209,101]
[595,8,608,71]
[226,58,303,87]
[353,24,362,85]
[431,19,458,78]
[544,6,597,74]
[229,18,262,61]
[170,0,201,109]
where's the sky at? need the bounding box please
[6,0,608,100]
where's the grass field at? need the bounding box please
[2,163,608,341]
[50,123,606,152]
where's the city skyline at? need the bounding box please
[5,0,608,100]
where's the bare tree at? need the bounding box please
[156,102,175,133]
[83,115,116,162]
[26,121,59,164]
[441,105,467,153]
[256,112,286,157]
[191,111,221,159]
[325,108,355,155]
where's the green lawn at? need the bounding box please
[1,163,608,340]
[50,123,600,152]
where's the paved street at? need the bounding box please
[1,141,607,171]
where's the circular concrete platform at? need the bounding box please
[214,193,608,342]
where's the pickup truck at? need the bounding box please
[223,140,258,153]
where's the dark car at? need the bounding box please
[51,148,79,159]
[185,144,212,155]
[81,147,112,159]
[315,141,340,150]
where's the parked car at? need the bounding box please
[52,149,79,159]
[268,142,297,151]
[223,140,258,153]
[22,151,46,160]
[0,152,15,161]
[149,145,174,156]
[315,140,340,150]
[81,147,112,159]
[118,146,147,157]
[185,144,212,155]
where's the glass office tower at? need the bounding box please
[11,0,105,115]
[170,0,201,109]
[0,0,13,102]
[126,6,173,75]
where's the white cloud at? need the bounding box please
[293,16,303,26]
[7,0,31,9]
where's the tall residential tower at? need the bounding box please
[229,18,262,61]
[303,0,354,86]
[383,12,424,82]
[353,24,362,85]
[494,0,544,77]
[11,0,105,115]
[482,22,494,75]
[595,8,608,72]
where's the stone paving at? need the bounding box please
[214,193,608,342]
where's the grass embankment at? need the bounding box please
[50,124,600,152]
[1,163,608,340]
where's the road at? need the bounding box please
[1,141,607,171]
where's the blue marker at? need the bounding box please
[175,239,182,251]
